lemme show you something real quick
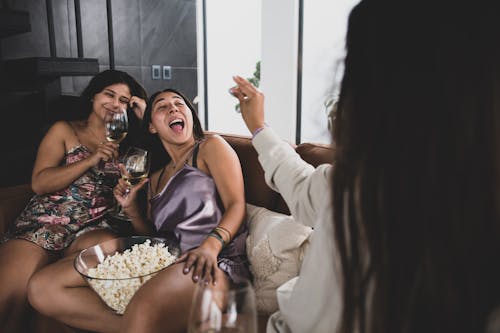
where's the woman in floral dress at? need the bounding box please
[0,69,147,333]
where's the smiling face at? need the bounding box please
[148,91,194,144]
[92,83,131,120]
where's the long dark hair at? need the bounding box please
[79,69,147,116]
[79,69,148,151]
[333,1,500,332]
[142,88,204,172]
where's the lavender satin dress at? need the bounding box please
[150,143,250,283]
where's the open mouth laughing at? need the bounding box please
[169,119,185,133]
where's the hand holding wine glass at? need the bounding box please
[111,147,151,220]
[88,142,119,169]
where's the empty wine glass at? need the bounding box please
[105,108,128,144]
[188,279,257,333]
[109,146,150,221]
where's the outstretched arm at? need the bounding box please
[231,76,332,227]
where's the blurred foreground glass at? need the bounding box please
[188,279,257,333]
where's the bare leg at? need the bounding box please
[121,263,230,333]
[28,230,121,333]
[0,239,53,333]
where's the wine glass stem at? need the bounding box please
[117,187,131,214]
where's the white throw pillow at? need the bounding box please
[245,203,313,314]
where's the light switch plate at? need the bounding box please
[163,65,171,80]
[152,65,161,80]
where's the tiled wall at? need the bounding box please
[0,0,198,186]
[1,0,198,102]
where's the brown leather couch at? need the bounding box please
[0,132,334,333]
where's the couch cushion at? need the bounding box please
[245,203,312,314]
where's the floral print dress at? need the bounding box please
[3,145,120,251]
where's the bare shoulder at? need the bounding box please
[198,134,239,171]
[41,121,72,141]
[200,134,233,152]
[197,134,243,184]
[39,120,81,152]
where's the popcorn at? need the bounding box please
[86,239,177,314]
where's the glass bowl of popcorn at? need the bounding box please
[74,236,179,315]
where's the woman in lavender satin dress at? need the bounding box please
[26,87,248,333]
[113,88,249,332]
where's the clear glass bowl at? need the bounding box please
[74,236,180,314]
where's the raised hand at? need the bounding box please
[230,75,266,134]
[129,96,147,120]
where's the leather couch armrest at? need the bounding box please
[0,184,33,236]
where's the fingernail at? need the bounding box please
[183,267,189,273]
[193,275,199,281]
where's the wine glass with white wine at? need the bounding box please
[105,108,128,144]
[109,147,150,220]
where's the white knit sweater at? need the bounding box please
[252,127,340,333]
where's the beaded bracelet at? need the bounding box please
[214,226,232,243]
[208,231,226,248]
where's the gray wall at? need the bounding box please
[0,0,197,186]
[1,0,198,101]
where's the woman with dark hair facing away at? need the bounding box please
[231,0,500,332]
[27,88,249,333]
[333,1,500,332]
[0,69,147,333]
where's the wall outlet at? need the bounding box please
[152,65,161,80]
[163,65,172,80]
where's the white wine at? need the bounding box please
[122,171,147,186]
[106,131,127,143]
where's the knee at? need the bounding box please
[27,270,54,315]
[0,273,29,312]
[67,230,118,255]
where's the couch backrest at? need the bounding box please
[219,133,334,215]
[0,133,334,231]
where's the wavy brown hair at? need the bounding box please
[333,1,500,332]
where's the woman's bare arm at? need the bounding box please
[31,121,118,195]
[177,135,246,284]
